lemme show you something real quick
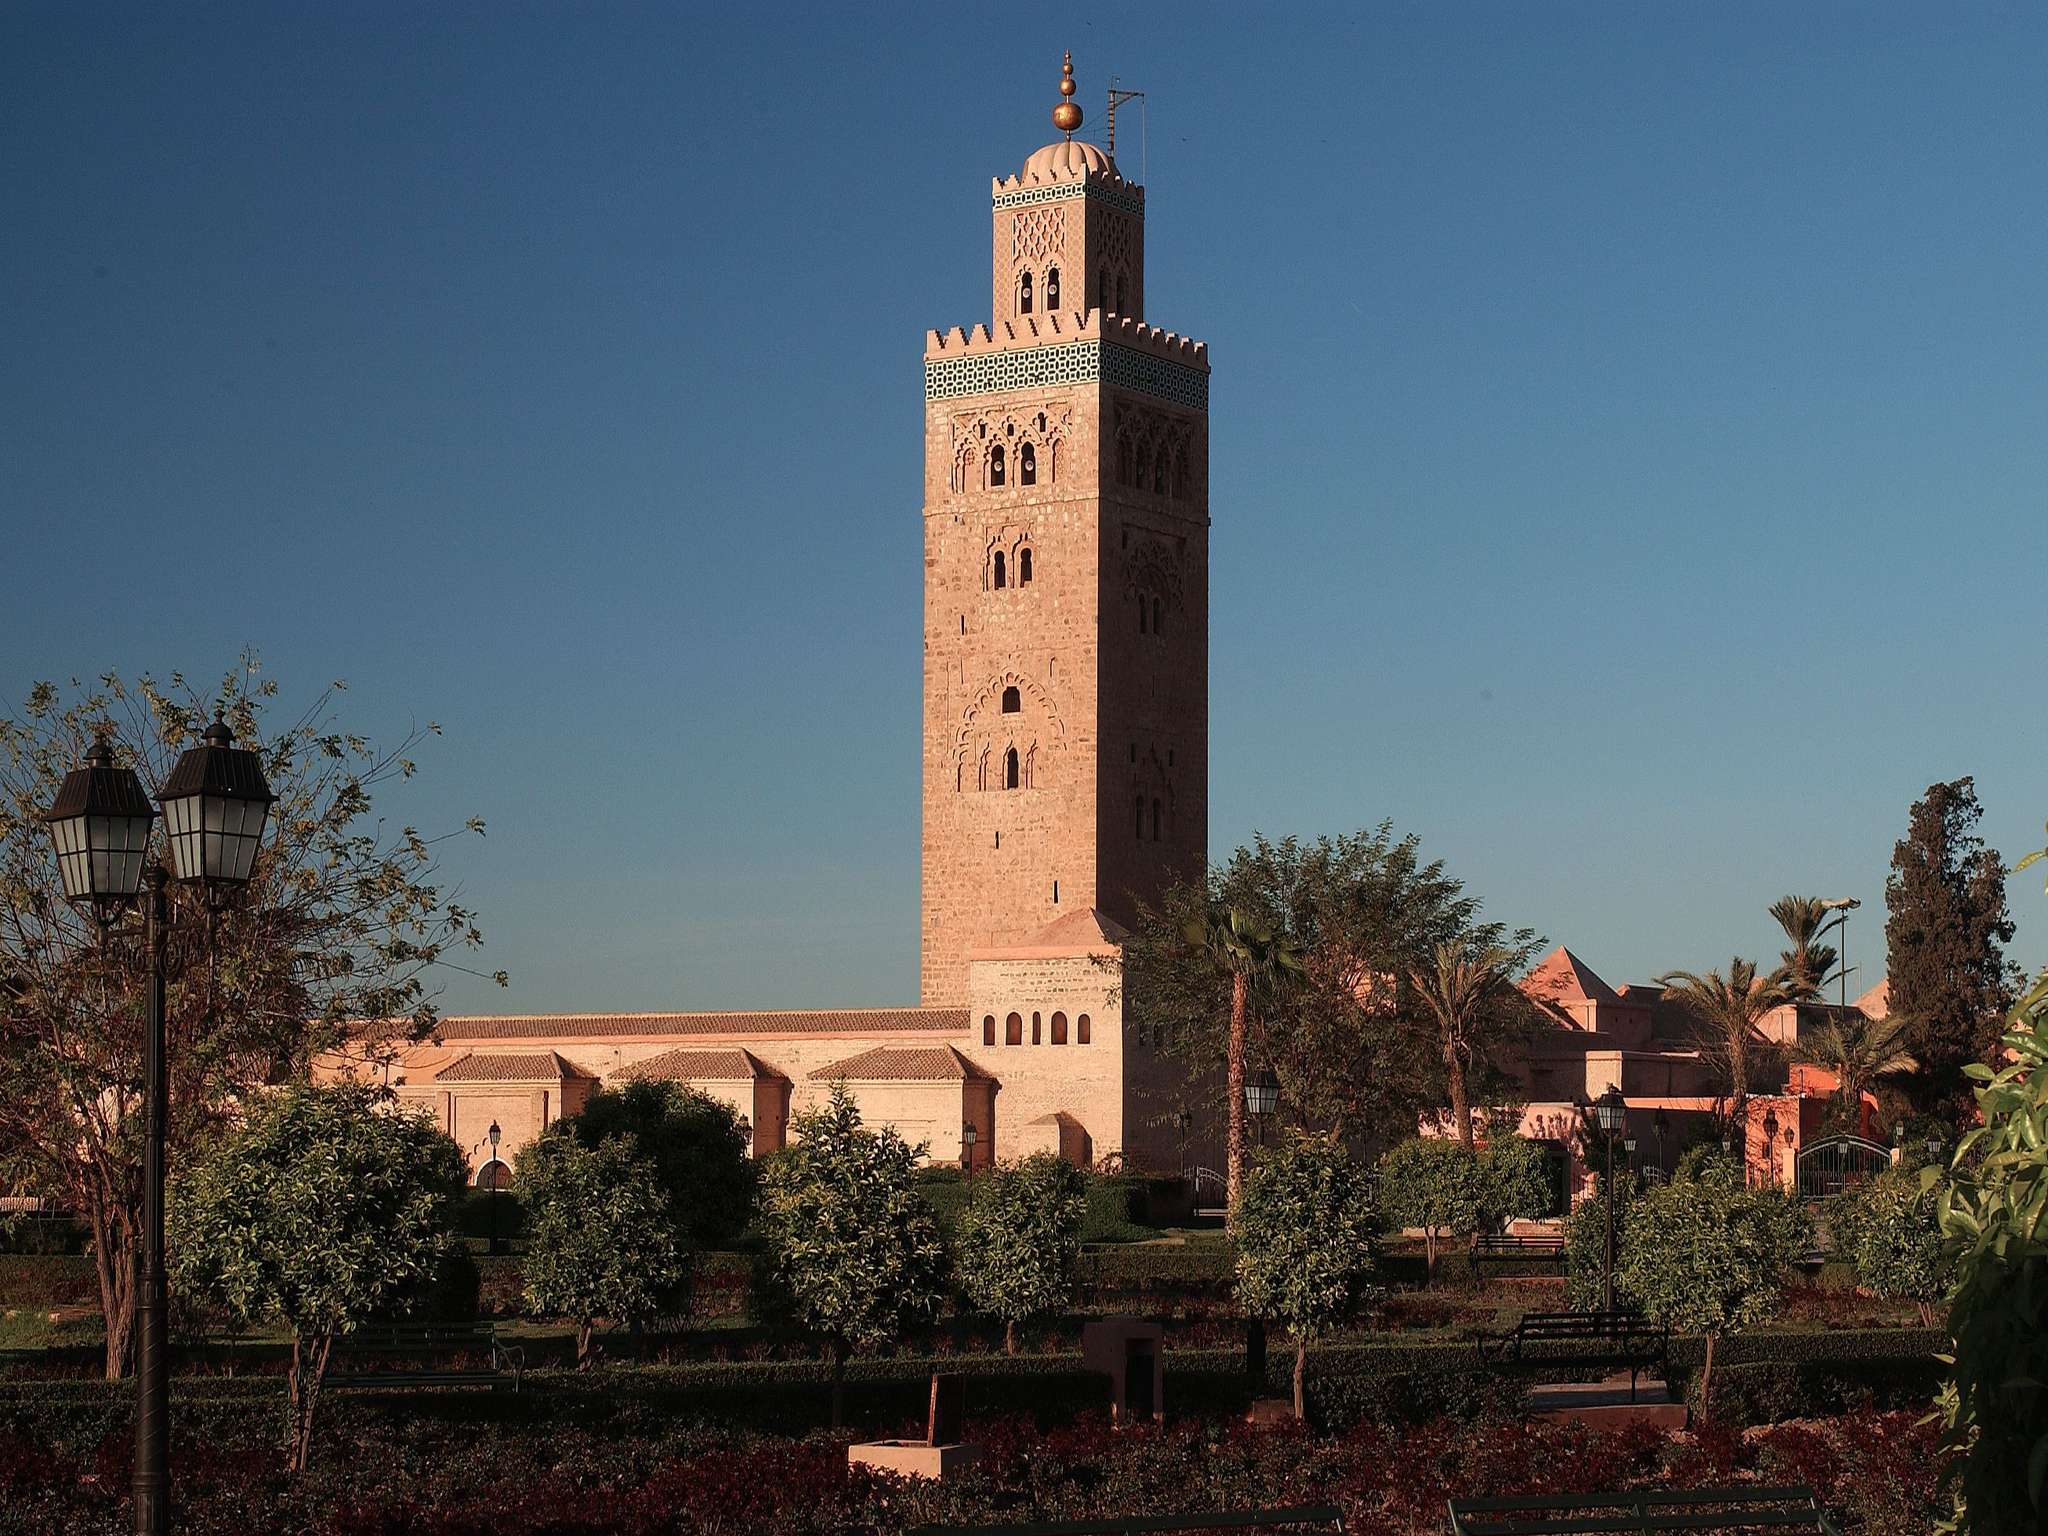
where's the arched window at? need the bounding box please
[983,1014,996,1046]
[1020,444,1036,486]
[1032,1012,1042,1045]
[1154,446,1170,494]
[1005,747,1020,789]
[1051,1011,1068,1045]
[1152,797,1162,840]
[1077,1013,1092,1045]
[1152,597,1163,635]
[1134,796,1145,839]
[1138,598,1148,635]
[993,550,1006,588]
[475,1160,511,1191]
[1044,266,1060,308]
[1018,547,1033,584]
[1001,685,1021,713]
[1006,1012,1024,1046]
[990,445,1005,488]
[1018,269,1033,314]
[1098,269,1110,313]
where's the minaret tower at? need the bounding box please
[920,56,1210,1006]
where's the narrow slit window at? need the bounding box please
[993,550,1006,588]
[983,1015,996,1047]
[990,445,1005,488]
[1044,266,1060,308]
[1032,1012,1042,1045]
[1138,598,1148,635]
[1018,269,1033,314]
[1134,796,1145,840]
[1018,547,1033,583]
[1019,444,1036,486]
[1152,797,1162,840]
[1005,747,1020,789]
[1152,597,1163,635]
[1077,1013,1092,1045]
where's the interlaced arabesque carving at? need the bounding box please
[1011,206,1066,265]
[1121,536,1185,610]
[950,402,1072,494]
[1113,403,1199,501]
[954,669,1066,792]
[1095,212,1138,313]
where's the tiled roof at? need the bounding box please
[430,1008,969,1042]
[623,1047,784,1083]
[432,1051,590,1083]
[809,1045,994,1083]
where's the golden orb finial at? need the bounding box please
[1052,51,1082,135]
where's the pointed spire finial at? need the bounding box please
[1052,51,1083,137]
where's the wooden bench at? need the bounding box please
[1471,1233,1565,1270]
[1446,1485,1843,1533]
[324,1321,523,1392]
[906,1507,1348,1535]
[1478,1311,1669,1400]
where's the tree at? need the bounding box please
[1885,779,2016,1120]
[1614,1169,1810,1420]
[0,667,500,1378]
[167,1082,466,1471]
[1406,940,1539,1147]
[1564,1170,1637,1312]
[1850,1162,1951,1326]
[754,1085,946,1426]
[1378,1135,1484,1282]
[954,1153,1087,1354]
[1478,1134,1552,1228]
[1655,959,1795,1116]
[568,1079,754,1248]
[517,1129,686,1368]
[1793,1010,1916,1132]
[1232,1136,1380,1419]
[1769,895,1846,1001]
[1932,868,2047,1533]
[1180,903,1304,1209]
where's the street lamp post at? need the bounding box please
[487,1121,503,1255]
[960,1124,978,1176]
[42,722,273,1536]
[1592,1087,1627,1314]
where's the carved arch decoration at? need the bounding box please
[1112,402,1199,501]
[1120,535,1186,611]
[1011,205,1067,266]
[954,668,1066,791]
[950,403,1074,495]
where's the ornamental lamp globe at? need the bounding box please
[1592,1086,1626,1135]
[1245,1067,1280,1119]
[157,719,275,888]
[41,735,156,921]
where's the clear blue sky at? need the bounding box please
[4,5,2043,1014]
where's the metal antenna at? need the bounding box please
[1107,76,1145,158]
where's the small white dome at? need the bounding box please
[1020,139,1118,182]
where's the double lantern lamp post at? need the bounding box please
[42,722,275,1536]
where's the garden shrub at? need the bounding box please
[1563,1175,1634,1310]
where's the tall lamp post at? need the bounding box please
[1592,1086,1627,1314]
[486,1121,503,1255]
[42,722,274,1536]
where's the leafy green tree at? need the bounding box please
[570,1079,754,1248]
[0,667,500,1378]
[1406,940,1541,1147]
[1564,1171,1637,1312]
[1932,849,2047,1535]
[1232,1136,1381,1419]
[1850,1162,1951,1325]
[755,1084,946,1425]
[1769,895,1847,1000]
[1478,1134,1552,1228]
[1614,1171,1811,1419]
[168,1082,466,1471]
[1885,779,2017,1120]
[1655,958,1795,1116]
[1793,1010,1917,1133]
[954,1153,1087,1354]
[1378,1135,1484,1281]
[1181,904,1304,1208]
[516,1128,686,1368]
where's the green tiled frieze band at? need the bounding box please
[991,179,1147,219]
[925,342,1207,411]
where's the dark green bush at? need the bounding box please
[458,1188,526,1244]
[0,1215,88,1256]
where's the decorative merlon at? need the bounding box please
[924,310,1207,368]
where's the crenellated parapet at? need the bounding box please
[925,310,1206,369]
[992,164,1145,218]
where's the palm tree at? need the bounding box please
[1183,904,1303,1209]
[1406,941,1526,1148]
[1793,1011,1916,1132]
[1768,896,1845,1002]
[1655,958,1796,1115]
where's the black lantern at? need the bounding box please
[488,1119,501,1155]
[158,719,275,888]
[1622,1135,1638,1156]
[1925,1133,1942,1160]
[1245,1067,1280,1119]
[41,736,155,922]
[1592,1085,1627,1136]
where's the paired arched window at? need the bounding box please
[983,1015,996,1046]
[1045,266,1060,308]
[1001,686,1021,713]
[1004,747,1020,790]
[990,445,1006,487]
[1005,1012,1024,1045]
[993,550,1007,588]
[1018,269,1033,314]
[1020,443,1036,486]
[1051,1011,1068,1045]
[1077,1013,1092,1044]
[1018,547,1033,584]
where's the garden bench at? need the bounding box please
[1471,1233,1565,1270]
[324,1321,523,1392]
[907,1506,1348,1535]
[1445,1484,1843,1534]
[1478,1310,1668,1401]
